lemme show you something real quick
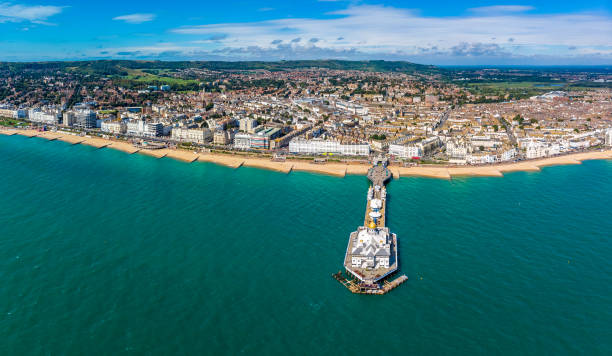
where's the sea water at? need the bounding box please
[1,135,611,355]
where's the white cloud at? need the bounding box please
[0,2,63,24]
[169,4,612,61]
[113,13,155,24]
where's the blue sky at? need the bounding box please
[0,1,611,64]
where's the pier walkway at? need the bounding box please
[336,155,406,295]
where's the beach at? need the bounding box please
[2,128,611,179]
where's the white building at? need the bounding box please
[336,101,368,115]
[446,140,471,164]
[233,133,252,149]
[606,129,612,146]
[171,127,212,144]
[101,121,126,135]
[28,108,61,125]
[466,153,497,165]
[388,143,423,159]
[525,141,561,159]
[500,148,518,162]
[288,139,370,156]
[143,123,163,138]
[350,227,391,269]
[127,120,146,136]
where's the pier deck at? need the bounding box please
[338,156,406,294]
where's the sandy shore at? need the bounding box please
[81,137,111,149]
[197,153,244,168]
[57,134,86,145]
[241,158,294,173]
[108,141,139,154]
[165,149,199,163]
[139,148,169,159]
[2,128,611,180]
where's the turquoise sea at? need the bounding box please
[1,134,611,355]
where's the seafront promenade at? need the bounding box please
[2,128,612,179]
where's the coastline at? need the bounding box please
[2,128,611,179]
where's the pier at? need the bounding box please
[334,155,407,295]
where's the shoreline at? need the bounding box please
[2,128,611,179]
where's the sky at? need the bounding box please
[0,0,611,65]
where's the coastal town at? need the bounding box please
[1,62,611,173]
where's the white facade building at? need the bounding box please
[28,108,61,125]
[171,127,212,144]
[233,133,252,149]
[525,141,561,159]
[350,227,391,269]
[446,140,471,164]
[336,100,368,115]
[466,153,497,165]
[126,120,162,138]
[288,139,370,156]
[388,144,423,159]
[101,121,126,135]
[127,120,146,136]
[143,123,163,138]
[500,148,518,162]
[606,129,612,147]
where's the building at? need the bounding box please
[446,140,471,164]
[270,125,312,150]
[500,148,518,162]
[349,226,391,269]
[289,139,370,156]
[213,130,232,145]
[28,108,61,125]
[525,141,561,159]
[466,153,497,164]
[234,127,282,150]
[72,109,97,129]
[0,107,26,119]
[101,121,127,135]
[606,129,612,147]
[144,123,163,138]
[336,100,368,115]
[62,111,75,126]
[239,118,258,133]
[127,120,146,136]
[233,133,252,149]
[171,127,212,144]
[252,127,282,150]
[388,144,423,159]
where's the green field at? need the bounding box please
[0,116,27,127]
